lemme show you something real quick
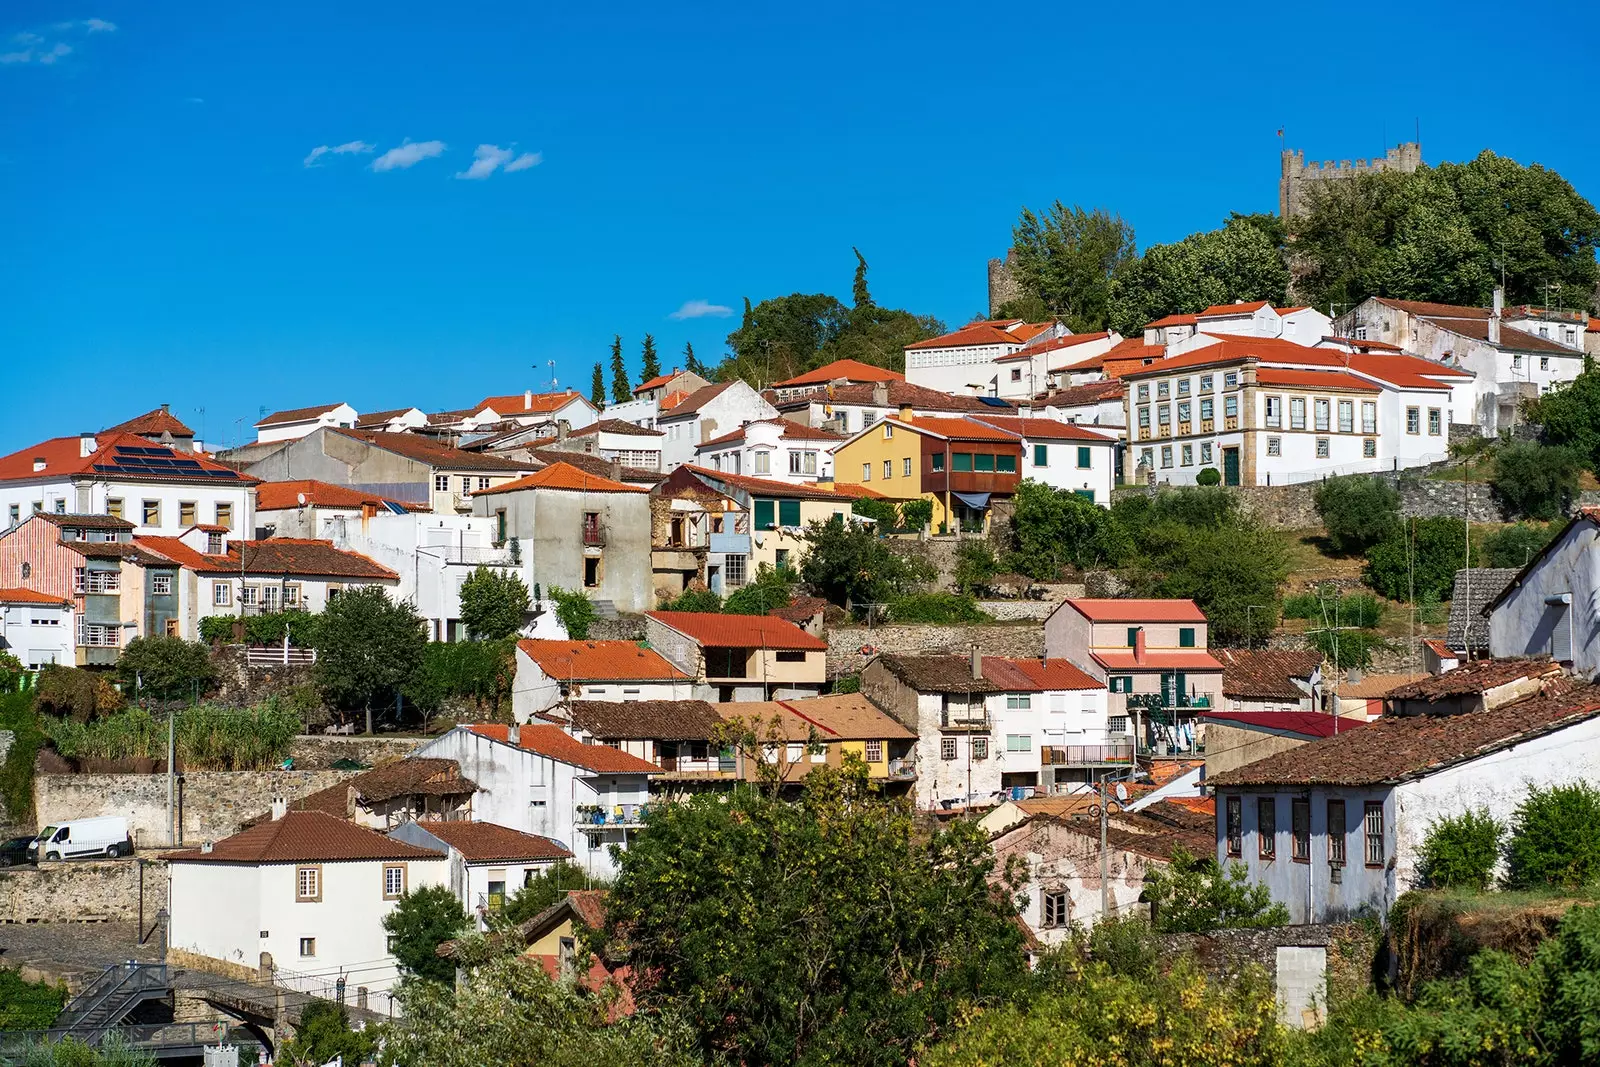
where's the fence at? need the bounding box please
[274,963,398,1016]
[244,644,317,667]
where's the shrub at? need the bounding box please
[34,665,120,722]
[280,1001,374,1067]
[1195,466,1222,486]
[498,860,606,926]
[1142,847,1289,932]
[723,564,796,615]
[0,692,44,823]
[1083,915,1160,979]
[1364,516,1476,602]
[407,638,516,718]
[201,610,322,646]
[1417,808,1503,890]
[1504,781,1600,889]
[661,587,721,613]
[548,586,599,640]
[885,593,991,624]
[1490,440,1583,520]
[0,651,25,693]
[1313,475,1400,555]
[1283,588,1384,628]
[831,673,861,694]
[0,952,67,1029]
[115,637,216,700]
[458,567,530,640]
[850,497,901,529]
[43,702,301,770]
[1009,481,1130,578]
[1482,522,1557,568]
[1304,627,1388,671]
[314,588,427,716]
[953,540,999,595]
[900,498,933,530]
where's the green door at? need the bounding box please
[1222,448,1240,487]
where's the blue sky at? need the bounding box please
[4,0,1597,451]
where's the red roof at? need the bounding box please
[167,810,443,863]
[1201,710,1361,739]
[995,332,1111,362]
[1061,338,1168,378]
[567,419,663,439]
[1275,306,1311,316]
[905,321,1051,351]
[1091,650,1223,671]
[646,610,828,651]
[696,420,844,450]
[1119,336,1471,390]
[775,359,904,387]
[516,639,689,681]
[255,403,345,428]
[475,390,589,417]
[656,382,739,419]
[1198,301,1270,318]
[465,724,661,774]
[257,479,408,511]
[136,537,398,580]
[0,432,256,485]
[411,821,572,862]
[1254,367,1379,393]
[981,657,1103,691]
[474,462,646,495]
[881,416,1022,443]
[1065,598,1207,622]
[1142,313,1198,329]
[1322,335,1405,352]
[679,465,848,501]
[1038,379,1126,407]
[967,416,1117,442]
[632,372,679,393]
[0,587,71,606]
[106,408,196,437]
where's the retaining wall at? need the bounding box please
[828,623,1044,678]
[287,735,423,770]
[0,858,168,923]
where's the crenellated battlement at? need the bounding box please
[1280,142,1421,217]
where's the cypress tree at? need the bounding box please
[851,247,874,310]
[609,335,631,404]
[640,334,661,382]
[683,341,704,377]
[589,363,605,408]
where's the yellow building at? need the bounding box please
[669,466,854,578]
[830,413,1025,533]
[717,694,918,792]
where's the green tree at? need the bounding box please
[606,765,1027,1066]
[639,333,661,382]
[115,637,216,700]
[1482,522,1557,569]
[589,362,605,408]
[382,885,471,985]
[0,969,67,1030]
[458,566,530,640]
[1009,202,1136,331]
[722,564,795,615]
[1124,520,1288,646]
[1007,480,1131,578]
[953,539,998,595]
[608,334,630,404]
[407,638,517,719]
[1418,808,1504,890]
[682,340,705,377]
[849,495,900,528]
[313,587,427,721]
[899,497,933,530]
[798,516,935,611]
[661,586,722,613]
[1364,516,1476,602]
[1527,360,1600,473]
[1141,846,1289,933]
[1106,217,1290,337]
[548,586,598,640]
[281,1000,375,1067]
[1491,441,1584,520]
[497,861,607,926]
[1505,782,1600,890]
[851,246,873,309]
[1313,475,1401,555]
[381,938,699,1067]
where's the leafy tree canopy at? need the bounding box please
[721,563,796,616]
[1009,202,1136,332]
[1491,441,1584,521]
[115,637,216,699]
[282,1000,376,1067]
[1313,474,1401,555]
[608,334,630,404]
[1527,360,1600,473]
[798,516,935,611]
[1364,516,1477,603]
[381,884,471,985]
[313,586,427,713]
[496,861,608,927]
[458,566,530,640]
[549,586,598,640]
[1105,216,1290,337]
[1006,480,1131,578]
[1142,846,1289,933]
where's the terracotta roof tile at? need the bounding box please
[1200,710,1356,739]
[0,432,255,485]
[331,429,530,472]
[967,416,1117,442]
[167,810,444,863]
[1036,379,1126,407]
[646,610,827,651]
[696,420,844,450]
[567,419,664,438]
[475,462,647,496]
[775,359,905,387]
[136,536,398,580]
[475,391,589,417]
[905,321,1052,351]
[679,465,849,501]
[720,694,917,741]
[1383,657,1561,703]
[979,656,1103,691]
[411,821,573,862]
[35,513,136,531]
[1063,598,1206,622]
[995,332,1111,362]
[257,479,410,511]
[106,408,195,437]
[883,416,1021,443]
[1198,301,1271,317]
[1091,650,1223,671]
[1142,314,1198,329]
[871,653,1000,694]
[566,700,721,741]
[774,379,1017,415]
[656,381,739,419]
[1213,649,1325,701]
[0,587,71,606]
[466,724,661,774]
[255,403,345,428]
[1433,318,1579,356]
[1371,297,1490,320]
[1254,367,1380,392]
[517,639,689,681]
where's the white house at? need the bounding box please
[512,638,695,722]
[994,332,1118,400]
[471,390,598,433]
[0,431,257,538]
[771,380,1018,437]
[1172,301,1332,350]
[903,319,1057,395]
[555,420,665,472]
[414,723,660,878]
[388,820,573,930]
[353,407,429,434]
[601,368,714,431]
[253,480,415,540]
[0,587,72,667]
[968,415,1118,506]
[165,808,448,1011]
[1209,666,1600,924]
[656,382,779,472]
[254,403,360,444]
[1486,507,1600,676]
[1035,379,1127,431]
[694,420,844,483]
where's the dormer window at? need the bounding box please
[207,532,225,554]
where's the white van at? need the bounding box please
[28,817,133,860]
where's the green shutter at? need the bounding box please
[932,453,945,471]
[755,500,775,530]
[1127,627,1139,647]
[996,454,1017,473]
[953,453,973,472]
[1073,489,1095,503]
[778,499,801,526]
[1179,627,1195,648]
[1033,444,1048,466]
[1077,446,1091,468]
[975,454,995,472]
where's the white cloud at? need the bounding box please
[456,144,542,180]
[371,140,446,172]
[2,39,70,64]
[303,140,376,168]
[83,18,116,32]
[670,300,734,321]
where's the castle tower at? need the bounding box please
[1279,142,1421,218]
[987,250,1023,318]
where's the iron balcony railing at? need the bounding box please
[1040,743,1134,766]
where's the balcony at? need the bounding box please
[659,754,736,776]
[1041,743,1134,766]
[924,470,1022,496]
[939,708,990,731]
[886,758,917,780]
[575,803,647,828]
[582,523,606,547]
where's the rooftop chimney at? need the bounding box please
[270,797,287,821]
[161,403,170,414]
[1489,287,1504,345]
[872,381,889,407]
[556,419,570,441]
[1133,627,1146,665]
[970,646,982,680]
[32,457,45,473]
[79,434,97,459]
[898,403,914,423]
[524,389,533,411]
[508,723,521,746]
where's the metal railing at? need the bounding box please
[54,963,170,1042]
[1040,743,1134,766]
[274,964,396,1015]
[0,1020,246,1059]
[886,758,916,780]
[575,803,647,827]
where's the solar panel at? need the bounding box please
[205,469,241,479]
[977,396,1010,407]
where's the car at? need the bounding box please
[0,835,37,867]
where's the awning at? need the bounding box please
[951,490,990,510]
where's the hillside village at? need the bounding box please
[4,143,1600,1067]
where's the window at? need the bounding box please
[774,548,790,572]
[1042,891,1069,928]
[434,475,449,493]
[1157,405,1171,427]
[179,501,197,527]
[1512,353,1523,370]
[296,866,321,902]
[151,574,172,596]
[83,570,119,593]
[996,454,1017,473]
[1361,402,1377,434]
[53,499,65,514]
[863,739,883,762]
[1406,407,1420,434]
[883,460,892,480]
[1157,380,1170,399]
[724,554,747,587]
[1265,397,1282,429]
[1160,445,1173,468]
[1010,367,1022,382]
[1109,675,1132,693]
[1200,442,1213,464]
[777,499,800,526]
[73,568,85,594]
[284,584,302,607]
[903,457,912,477]
[583,557,601,588]
[299,937,316,958]
[213,582,231,607]
[478,477,491,491]
[1224,371,1239,389]
[1138,407,1151,430]
[1200,374,1214,393]
[79,622,120,648]
[1327,799,1346,866]
[1178,627,1195,648]
[1137,383,1149,402]
[1428,409,1441,435]
[754,451,771,475]
[882,423,893,439]
[383,864,406,899]
[931,453,944,471]
[1364,801,1385,866]
[1005,734,1031,752]
[1316,438,1330,459]
[1139,448,1153,470]
[1363,438,1377,458]
[861,463,871,482]
[789,450,818,476]
[1034,444,1049,466]
[1224,395,1238,419]
[1289,397,1305,430]
[1199,398,1213,421]
[106,498,123,520]
[1338,400,1353,433]
[1292,797,1310,861]
[971,737,988,760]
[1180,444,1193,466]
[1126,627,1140,648]
[1075,446,1091,469]
[1541,356,1551,370]
[1177,401,1191,424]
[1005,694,1032,710]
[1314,398,1330,432]
[1107,714,1129,734]
[207,532,224,553]
[142,500,160,526]
[1226,797,1242,857]
[969,454,992,472]
[1354,325,1368,340]
[1258,798,1276,859]
[1266,436,1281,457]
[459,476,473,495]
[1177,377,1190,396]
[940,737,957,761]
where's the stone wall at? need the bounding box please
[0,858,168,923]
[1158,920,1378,993]
[973,600,1058,622]
[587,615,647,641]
[286,735,423,770]
[34,769,357,847]
[828,623,1044,678]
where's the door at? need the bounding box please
[1222,448,1240,486]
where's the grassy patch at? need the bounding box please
[0,692,42,827]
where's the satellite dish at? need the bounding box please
[1115,783,1128,802]
[296,493,307,506]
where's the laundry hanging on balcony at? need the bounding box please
[951,490,990,509]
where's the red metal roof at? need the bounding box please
[516,639,690,681]
[1065,598,1207,622]
[775,359,904,387]
[167,810,444,863]
[645,610,828,650]
[466,724,661,774]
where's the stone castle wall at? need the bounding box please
[1280,142,1422,218]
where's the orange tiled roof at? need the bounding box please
[516,639,689,681]
[981,656,1102,691]
[257,479,408,511]
[466,724,661,774]
[696,420,844,450]
[255,403,345,428]
[995,332,1111,362]
[474,462,646,495]
[1254,367,1379,393]
[1066,598,1207,622]
[646,610,828,651]
[1142,313,1198,329]
[136,536,398,580]
[1198,300,1270,318]
[880,416,1022,443]
[475,390,589,417]
[905,321,1052,351]
[967,416,1117,442]
[0,587,71,606]
[0,432,256,485]
[167,810,442,863]
[680,465,848,501]
[411,821,573,862]
[1091,650,1223,671]
[105,408,195,437]
[775,359,904,387]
